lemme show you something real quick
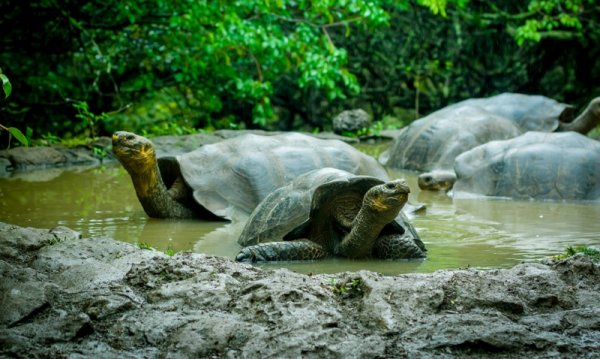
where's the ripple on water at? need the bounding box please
[0,163,598,275]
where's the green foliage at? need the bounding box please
[418,0,449,17]
[136,240,178,256]
[328,277,365,297]
[1,0,598,144]
[72,100,108,139]
[0,0,431,140]
[137,241,154,251]
[380,114,408,130]
[0,126,28,148]
[341,127,369,138]
[38,133,61,145]
[160,0,391,127]
[91,146,109,159]
[588,126,600,139]
[1,73,11,99]
[553,246,600,261]
[164,244,175,257]
[31,133,108,158]
[340,120,384,138]
[141,123,200,138]
[0,70,28,147]
[514,0,594,45]
[101,88,207,135]
[107,0,392,128]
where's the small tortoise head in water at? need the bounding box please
[362,179,410,222]
[418,170,457,192]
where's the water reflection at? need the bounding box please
[138,218,228,253]
[0,163,598,275]
[0,165,148,241]
[193,220,247,259]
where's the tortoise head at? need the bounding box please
[112,131,157,173]
[418,170,457,192]
[363,179,410,222]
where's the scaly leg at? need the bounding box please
[236,239,328,262]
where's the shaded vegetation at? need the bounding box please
[553,246,600,261]
[1,0,598,147]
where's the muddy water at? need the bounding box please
[1,163,599,275]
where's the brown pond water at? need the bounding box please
[1,162,599,275]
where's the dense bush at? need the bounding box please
[0,0,598,146]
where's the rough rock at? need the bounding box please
[0,157,11,176]
[1,222,599,358]
[0,139,114,174]
[333,109,371,134]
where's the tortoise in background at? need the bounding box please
[453,131,600,201]
[112,131,389,220]
[236,168,426,262]
[378,94,600,191]
[380,102,516,173]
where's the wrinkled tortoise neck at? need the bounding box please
[558,97,600,134]
[126,150,196,219]
[337,204,397,259]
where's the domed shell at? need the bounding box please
[238,168,421,249]
[380,93,573,172]
[453,131,600,200]
[162,133,389,219]
[380,106,521,172]
[448,93,574,132]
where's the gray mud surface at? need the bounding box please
[1,222,599,358]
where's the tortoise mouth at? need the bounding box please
[394,192,409,200]
[367,180,410,210]
[384,192,408,205]
[381,180,410,207]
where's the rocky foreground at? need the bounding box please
[1,222,599,358]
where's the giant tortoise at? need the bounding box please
[235,168,426,262]
[379,94,600,191]
[112,131,389,220]
[453,131,600,201]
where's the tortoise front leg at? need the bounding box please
[235,239,328,262]
[373,234,426,259]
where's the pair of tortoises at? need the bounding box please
[113,131,388,220]
[380,93,600,200]
[236,168,426,262]
[113,132,426,262]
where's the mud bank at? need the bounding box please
[1,222,599,358]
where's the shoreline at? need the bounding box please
[1,221,598,358]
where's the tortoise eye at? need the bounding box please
[385,183,396,189]
[126,134,135,140]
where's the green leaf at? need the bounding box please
[8,127,28,146]
[418,0,447,17]
[0,74,12,98]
